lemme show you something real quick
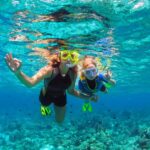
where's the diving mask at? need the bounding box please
[84,67,98,79]
[60,50,79,64]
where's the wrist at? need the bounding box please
[106,76,111,81]
[79,91,90,99]
[14,69,21,75]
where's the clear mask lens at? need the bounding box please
[84,68,98,78]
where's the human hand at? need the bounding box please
[89,95,98,102]
[105,70,112,80]
[5,53,22,73]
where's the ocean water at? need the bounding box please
[0,0,150,149]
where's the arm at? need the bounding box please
[5,53,52,88]
[104,70,116,86]
[14,65,52,87]
[107,78,116,85]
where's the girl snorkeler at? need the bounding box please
[78,56,116,112]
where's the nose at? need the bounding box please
[67,58,71,62]
[89,72,94,77]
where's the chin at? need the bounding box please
[87,76,95,80]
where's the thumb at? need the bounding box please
[14,58,22,63]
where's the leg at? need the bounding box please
[54,105,66,123]
[39,90,51,116]
[100,84,108,93]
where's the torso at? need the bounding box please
[43,68,72,96]
[79,74,104,95]
[86,78,96,90]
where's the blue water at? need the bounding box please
[0,0,150,149]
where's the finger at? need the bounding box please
[16,62,20,68]
[5,56,12,66]
[4,55,8,62]
[14,60,18,64]
[14,61,21,68]
[7,53,12,62]
[5,55,14,69]
[5,59,13,70]
[10,53,13,59]
[5,57,10,66]
[6,54,11,62]
[9,53,13,61]
[14,58,22,63]
[107,70,109,74]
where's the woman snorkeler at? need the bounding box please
[78,56,116,112]
[5,51,97,123]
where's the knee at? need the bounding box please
[54,105,66,124]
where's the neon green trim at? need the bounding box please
[104,83,112,89]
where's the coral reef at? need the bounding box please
[0,110,150,150]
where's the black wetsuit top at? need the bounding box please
[39,69,72,107]
[86,79,96,90]
[86,78,106,92]
[45,70,72,97]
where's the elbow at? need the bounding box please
[68,89,80,97]
[110,80,116,86]
[25,80,36,88]
[112,80,116,85]
[68,89,75,95]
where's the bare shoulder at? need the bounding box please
[33,64,53,79]
[41,65,53,77]
[44,65,53,71]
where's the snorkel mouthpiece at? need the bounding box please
[66,63,76,68]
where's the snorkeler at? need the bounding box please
[5,51,97,123]
[78,56,116,112]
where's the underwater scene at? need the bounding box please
[0,0,150,149]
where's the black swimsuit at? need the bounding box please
[86,79,96,90]
[39,70,72,107]
[86,78,106,92]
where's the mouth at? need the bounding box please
[87,75,95,79]
[66,63,75,68]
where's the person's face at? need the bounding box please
[60,51,79,68]
[61,58,76,68]
[83,63,98,80]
